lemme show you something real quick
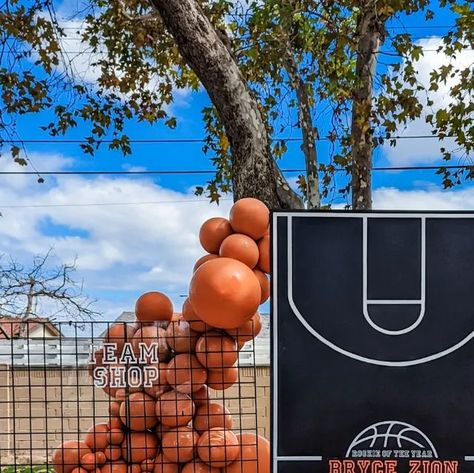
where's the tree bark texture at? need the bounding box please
[149,0,303,209]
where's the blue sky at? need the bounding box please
[1,1,473,321]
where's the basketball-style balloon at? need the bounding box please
[136,292,173,322]
[132,326,170,362]
[104,445,121,461]
[206,367,239,390]
[119,392,157,431]
[224,433,270,473]
[229,198,269,240]
[53,440,92,473]
[197,428,239,467]
[195,332,238,369]
[193,254,219,272]
[189,258,261,329]
[167,354,207,393]
[101,461,129,473]
[153,454,179,473]
[182,460,220,473]
[166,320,199,353]
[182,299,210,333]
[161,427,199,464]
[219,234,259,269]
[155,391,195,427]
[108,429,124,445]
[84,423,110,451]
[226,312,262,345]
[257,234,270,274]
[191,385,210,406]
[121,432,158,463]
[253,269,270,303]
[81,452,106,471]
[199,217,233,254]
[193,402,233,433]
[104,323,136,354]
[144,362,169,398]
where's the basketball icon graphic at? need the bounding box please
[345,421,438,457]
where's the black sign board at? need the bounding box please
[272,212,474,473]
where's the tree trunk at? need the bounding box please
[149,0,303,209]
[351,4,387,210]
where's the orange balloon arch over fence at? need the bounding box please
[53,198,271,473]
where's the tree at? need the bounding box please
[0,250,99,322]
[0,0,472,209]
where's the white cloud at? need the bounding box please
[382,37,474,166]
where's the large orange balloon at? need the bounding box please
[226,312,262,344]
[182,460,220,473]
[219,234,259,268]
[257,235,270,274]
[143,362,169,398]
[189,258,261,329]
[193,254,219,272]
[132,326,170,362]
[253,269,270,303]
[195,332,238,369]
[193,402,233,433]
[191,385,210,406]
[182,299,210,333]
[167,354,207,393]
[153,454,179,473]
[199,217,233,254]
[84,423,110,451]
[206,367,239,391]
[104,323,136,354]
[121,432,158,463]
[161,427,199,464]
[229,198,269,240]
[197,428,239,467]
[119,392,157,431]
[136,292,173,322]
[53,440,92,473]
[155,391,195,427]
[224,433,270,473]
[166,319,198,353]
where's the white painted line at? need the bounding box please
[464,456,474,461]
[277,456,323,461]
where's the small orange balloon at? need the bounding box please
[161,426,199,464]
[223,433,270,473]
[81,452,106,471]
[166,320,199,353]
[253,269,270,303]
[108,429,124,446]
[206,367,239,391]
[121,432,158,464]
[193,254,219,272]
[193,402,233,433]
[199,217,233,254]
[189,258,261,329]
[167,354,207,394]
[84,423,110,451]
[101,461,129,473]
[257,235,270,274]
[219,234,259,268]
[52,440,92,473]
[229,198,269,240]
[197,428,239,467]
[109,402,121,418]
[71,468,90,473]
[104,445,121,461]
[182,460,220,473]
[136,292,173,322]
[153,453,179,473]
[195,332,238,369]
[226,312,262,344]
[155,391,195,427]
[191,385,210,406]
[108,417,123,430]
[119,392,157,431]
[140,460,155,473]
[182,299,210,333]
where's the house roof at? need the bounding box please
[0,316,62,339]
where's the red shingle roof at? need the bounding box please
[0,316,61,339]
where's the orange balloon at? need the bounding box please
[167,354,207,394]
[119,392,157,431]
[104,445,121,461]
[182,299,210,333]
[132,326,170,362]
[108,417,123,430]
[140,459,155,472]
[136,292,173,322]
[104,323,136,355]
[84,423,110,451]
[143,362,169,399]
[189,258,261,329]
[182,460,220,473]
[219,234,259,268]
[195,332,238,369]
[199,217,233,254]
[193,402,233,433]
[108,429,124,446]
[153,453,179,473]
[223,433,270,473]
[193,254,219,272]
[71,468,91,473]
[226,312,262,344]
[197,428,239,467]
[253,269,270,303]
[166,320,199,353]
[121,432,158,464]
[191,385,210,406]
[109,402,121,418]
[81,452,106,471]
[161,426,199,464]
[155,391,195,427]
[52,440,92,473]
[229,198,269,240]
[206,367,239,391]
[257,235,270,274]
[100,461,130,473]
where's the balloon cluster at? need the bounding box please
[52,198,270,473]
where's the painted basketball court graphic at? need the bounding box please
[272,212,474,473]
